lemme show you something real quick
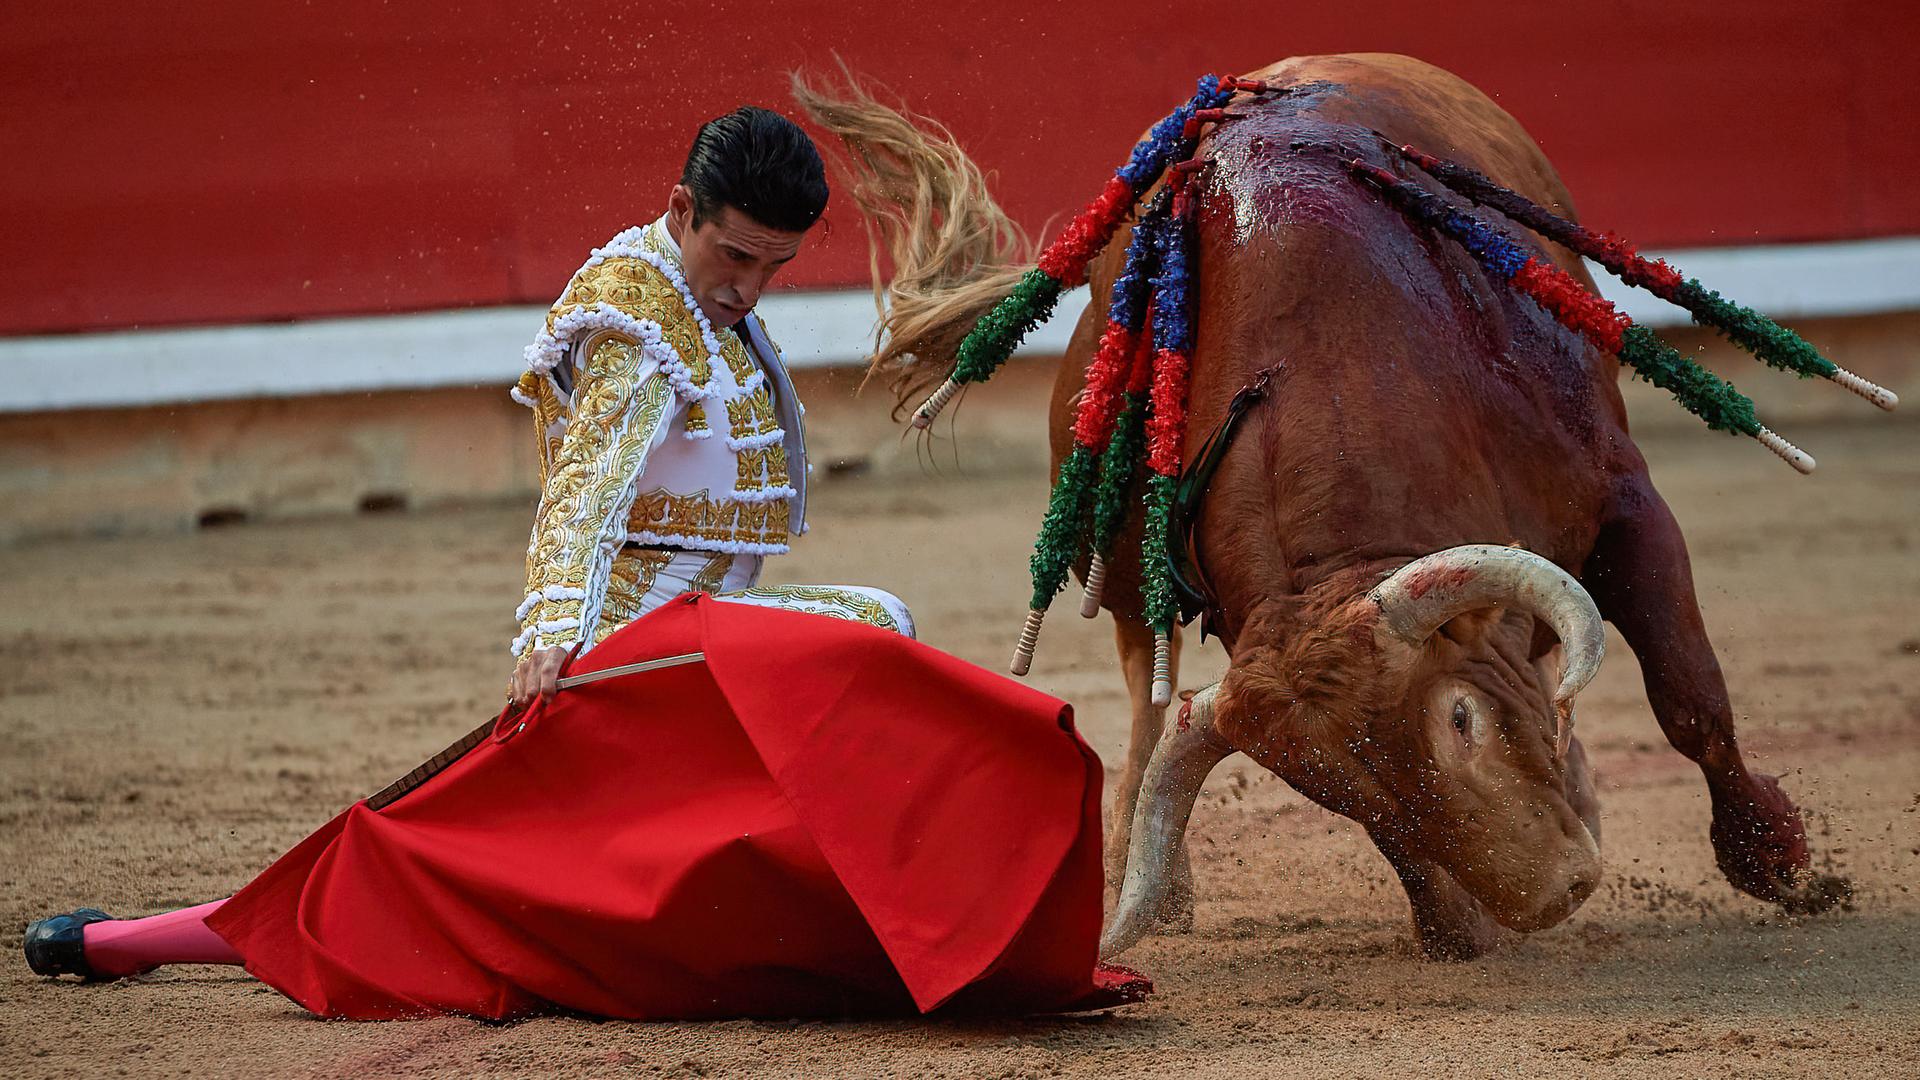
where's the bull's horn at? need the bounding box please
[1368,545,1606,714]
[1101,684,1235,958]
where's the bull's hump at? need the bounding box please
[1202,53,1564,247]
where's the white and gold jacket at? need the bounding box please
[508,216,808,656]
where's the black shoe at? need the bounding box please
[23,909,116,980]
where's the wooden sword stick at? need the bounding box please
[364,651,707,811]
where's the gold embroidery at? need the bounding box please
[643,220,681,269]
[766,445,790,488]
[724,389,779,436]
[719,329,758,385]
[517,221,804,650]
[546,257,713,387]
[731,445,794,493]
[726,584,900,633]
[596,549,676,643]
[736,448,763,490]
[518,337,676,649]
[688,553,735,595]
[627,488,790,551]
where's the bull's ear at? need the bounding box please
[1533,643,1568,694]
[1435,607,1506,648]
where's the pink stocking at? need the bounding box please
[81,899,243,978]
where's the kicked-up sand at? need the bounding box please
[2,364,1916,1078]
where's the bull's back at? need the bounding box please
[1194,57,1629,598]
[1057,54,1638,631]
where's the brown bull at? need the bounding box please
[797,52,1847,961]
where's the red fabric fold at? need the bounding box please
[207,594,1147,1020]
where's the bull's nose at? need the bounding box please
[1505,879,1591,933]
[1567,867,1598,910]
[1501,849,1601,933]
[1541,858,1600,927]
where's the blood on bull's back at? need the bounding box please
[1107,55,1629,641]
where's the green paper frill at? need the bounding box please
[1089,393,1148,558]
[1675,278,1838,380]
[953,269,1065,386]
[1027,445,1100,611]
[1140,473,1180,635]
[1618,325,1761,436]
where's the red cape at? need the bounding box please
[207,594,1148,1020]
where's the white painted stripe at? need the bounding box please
[2,237,1913,412]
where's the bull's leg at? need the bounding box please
[1583,484,1847,913]
[1107,616,1193,931]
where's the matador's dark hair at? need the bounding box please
[681,106,829,232]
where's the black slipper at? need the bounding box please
[23,908,117,980]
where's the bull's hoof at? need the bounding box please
[1708,772,1850,914]
[1774,873,1853,917]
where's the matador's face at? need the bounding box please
[666,185,808,329]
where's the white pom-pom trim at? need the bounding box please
[726,485,799,505]
[515,584,590,623]
[621,530,791,557]
[519,227,787,429]
[509,625,537,657]
[727,427,788,452]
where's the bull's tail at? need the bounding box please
[790,65,1034,412]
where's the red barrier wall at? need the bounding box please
[3,1,1916,336]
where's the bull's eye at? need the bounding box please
[1450,696,1486,748]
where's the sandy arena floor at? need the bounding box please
[2,393,1916,1077]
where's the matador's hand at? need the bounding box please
[510,646,571,709]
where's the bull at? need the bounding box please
[797,52,1848,961]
